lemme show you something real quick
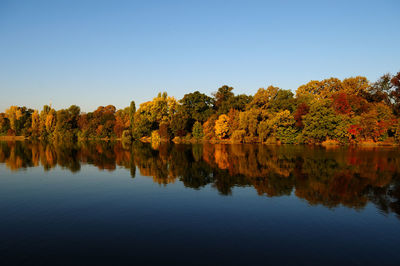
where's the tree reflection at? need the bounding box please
[1,141,400,218]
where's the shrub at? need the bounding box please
[151,130,160,144]
[231,130,245,143]
[159,122,170,140]
[276,127,298,144]
[192,121,204,139]
[395,121,400,143]
[121,130,132,144]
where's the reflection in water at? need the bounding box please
[1,141,400,218]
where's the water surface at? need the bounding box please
[0,141,399,265]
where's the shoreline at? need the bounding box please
[1,135,398,147]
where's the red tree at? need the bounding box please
[294,103,309,128]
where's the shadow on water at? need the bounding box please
[1,140,400,219]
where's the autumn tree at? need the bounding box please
[5,106,23,135]
[364,73,392,104]
[249,86,279,109]
[45,109,57,135]
[341,76,369,96]
[203,114,217,140]
[332,93,352,115]
[215,114,229,139]
[132,92,178,139]
[89,105,116,138]
[53,105,81,141]
[391,72,400,115]
[0,113,10,135]
[239,108,261,138]
[394,121,400,143]
[31,110,40,138]
[114,108,130,138]
[227,108,240,137]
[294,102,309,128]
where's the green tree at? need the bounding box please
[0,113,10,135]
[302,99,340,143]
[180,91,214,129]
[269,89,295,112]
[192,121,204,139]
[227,94,253,111]
[239,108,262,137]
[129,100,136,129]
[213,85,234,114]
[170,110,189,137]
[364,73,392,104]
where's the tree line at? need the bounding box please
[1,71,400,144]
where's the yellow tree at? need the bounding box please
[5,106,23,133]
[296,80,322,99]
[249,86,279,109]
[341,76,369,96]
[45,110,56,134]
[215,114,229,139]
[296,78,342,100]
[31,110,40,136]
[319,77,343,98]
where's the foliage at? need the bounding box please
[294,102,309,128]
[257,110,298,143]
[302,99,339,143]
[239,108,261,137]
[0,113,10,135]
[395,121,400,143]
[170,110,189,137]
[129,101,136,129]
[269,89,295,112]
[151,130,161,144]
[231,130,246,143]
[203,115,217,140]
[213,85,234,114]
[215,114,229,139]
[2,71,400,145]
[192,121,204,139]
[121,130,132,144]
[180,91,214,126]
[249,86,279,109]
[159,121,170,140]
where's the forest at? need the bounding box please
[1,71,400,145]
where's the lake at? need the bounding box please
[0,141,399,265]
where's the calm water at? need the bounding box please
[0,141,399,265]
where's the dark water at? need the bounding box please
[0,141,399,265]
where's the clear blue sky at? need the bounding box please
[0,0,399,112]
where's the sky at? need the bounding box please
[0,0,399,112]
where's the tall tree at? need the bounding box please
[391,72,400,115]
[180,91,214,129]
[213,85,234,114]
[129,100,136,129]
